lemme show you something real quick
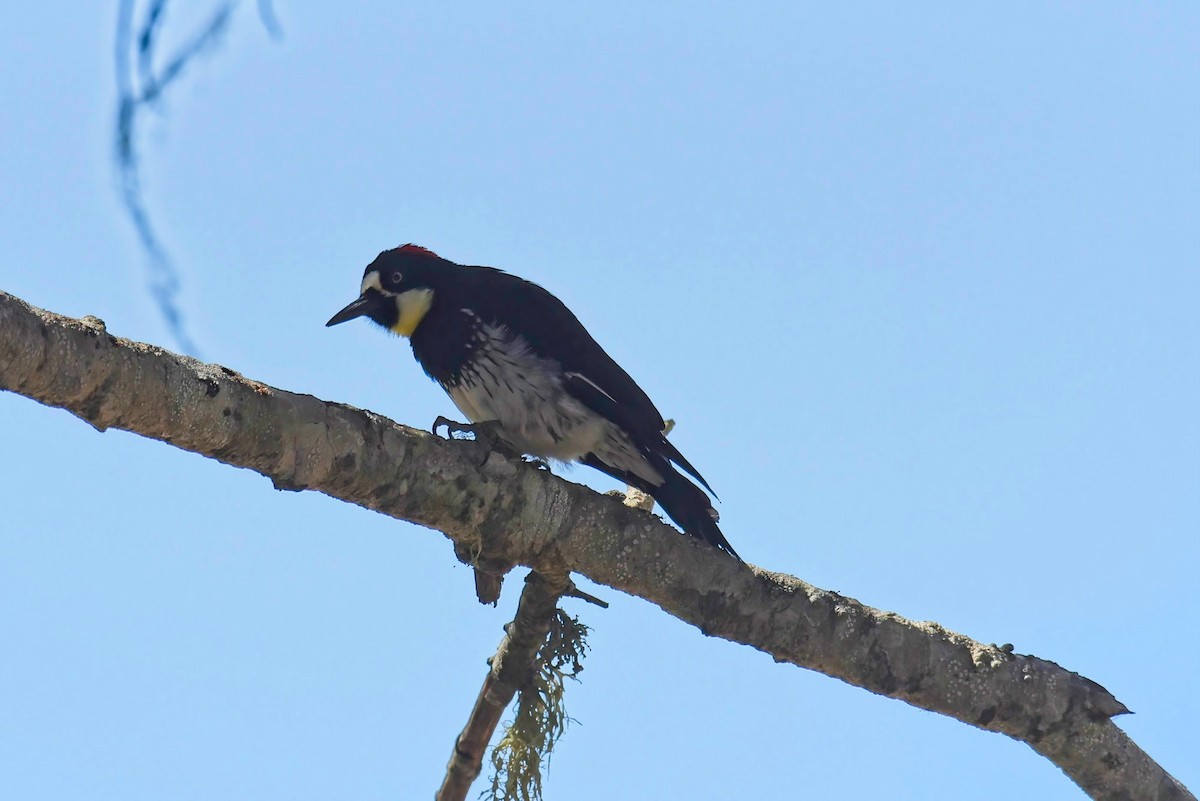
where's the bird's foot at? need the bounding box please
[432,416,506,447]
[432,415,483,440]
[431,417,521,460]
[523,455,552,472]
[431,417,551,471]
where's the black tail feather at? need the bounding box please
[651,470,739,558]
[581,454,739,560]
[657,434,719,501]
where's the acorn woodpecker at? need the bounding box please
[327,244,737,558]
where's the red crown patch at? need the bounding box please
[397,243,439,258]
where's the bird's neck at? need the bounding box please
[391,288,435,337]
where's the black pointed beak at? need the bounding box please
[326,294,377,327]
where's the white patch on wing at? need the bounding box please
[445,322,662,485]
[564,371,617,404]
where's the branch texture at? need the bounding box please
[437,570,570,801]
[0,290,1191,801]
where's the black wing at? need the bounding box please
[465,267,664,427]
[562,371,718,498]
[462,265,718,496]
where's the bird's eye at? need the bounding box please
[391,271,403,283]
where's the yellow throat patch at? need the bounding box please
[391,288,434,337]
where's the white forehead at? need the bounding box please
[360,270,383,294]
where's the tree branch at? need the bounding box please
[437,570,570,801]
[0,290,1191,801]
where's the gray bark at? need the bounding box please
[0,289,1191,801]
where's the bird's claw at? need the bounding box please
[432,415,475,439]
[433,416,502,444]
[523,456,552,472]
[431,417,513,457]
[431,417,550,471]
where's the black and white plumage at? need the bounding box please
[327,244,737,558]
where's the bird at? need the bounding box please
[326,244,738,558]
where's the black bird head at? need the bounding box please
[326,244,445,337]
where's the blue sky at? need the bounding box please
[2,3,1197,799]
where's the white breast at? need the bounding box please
[445,322,662,486]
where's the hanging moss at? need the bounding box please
[485,610,590,801]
